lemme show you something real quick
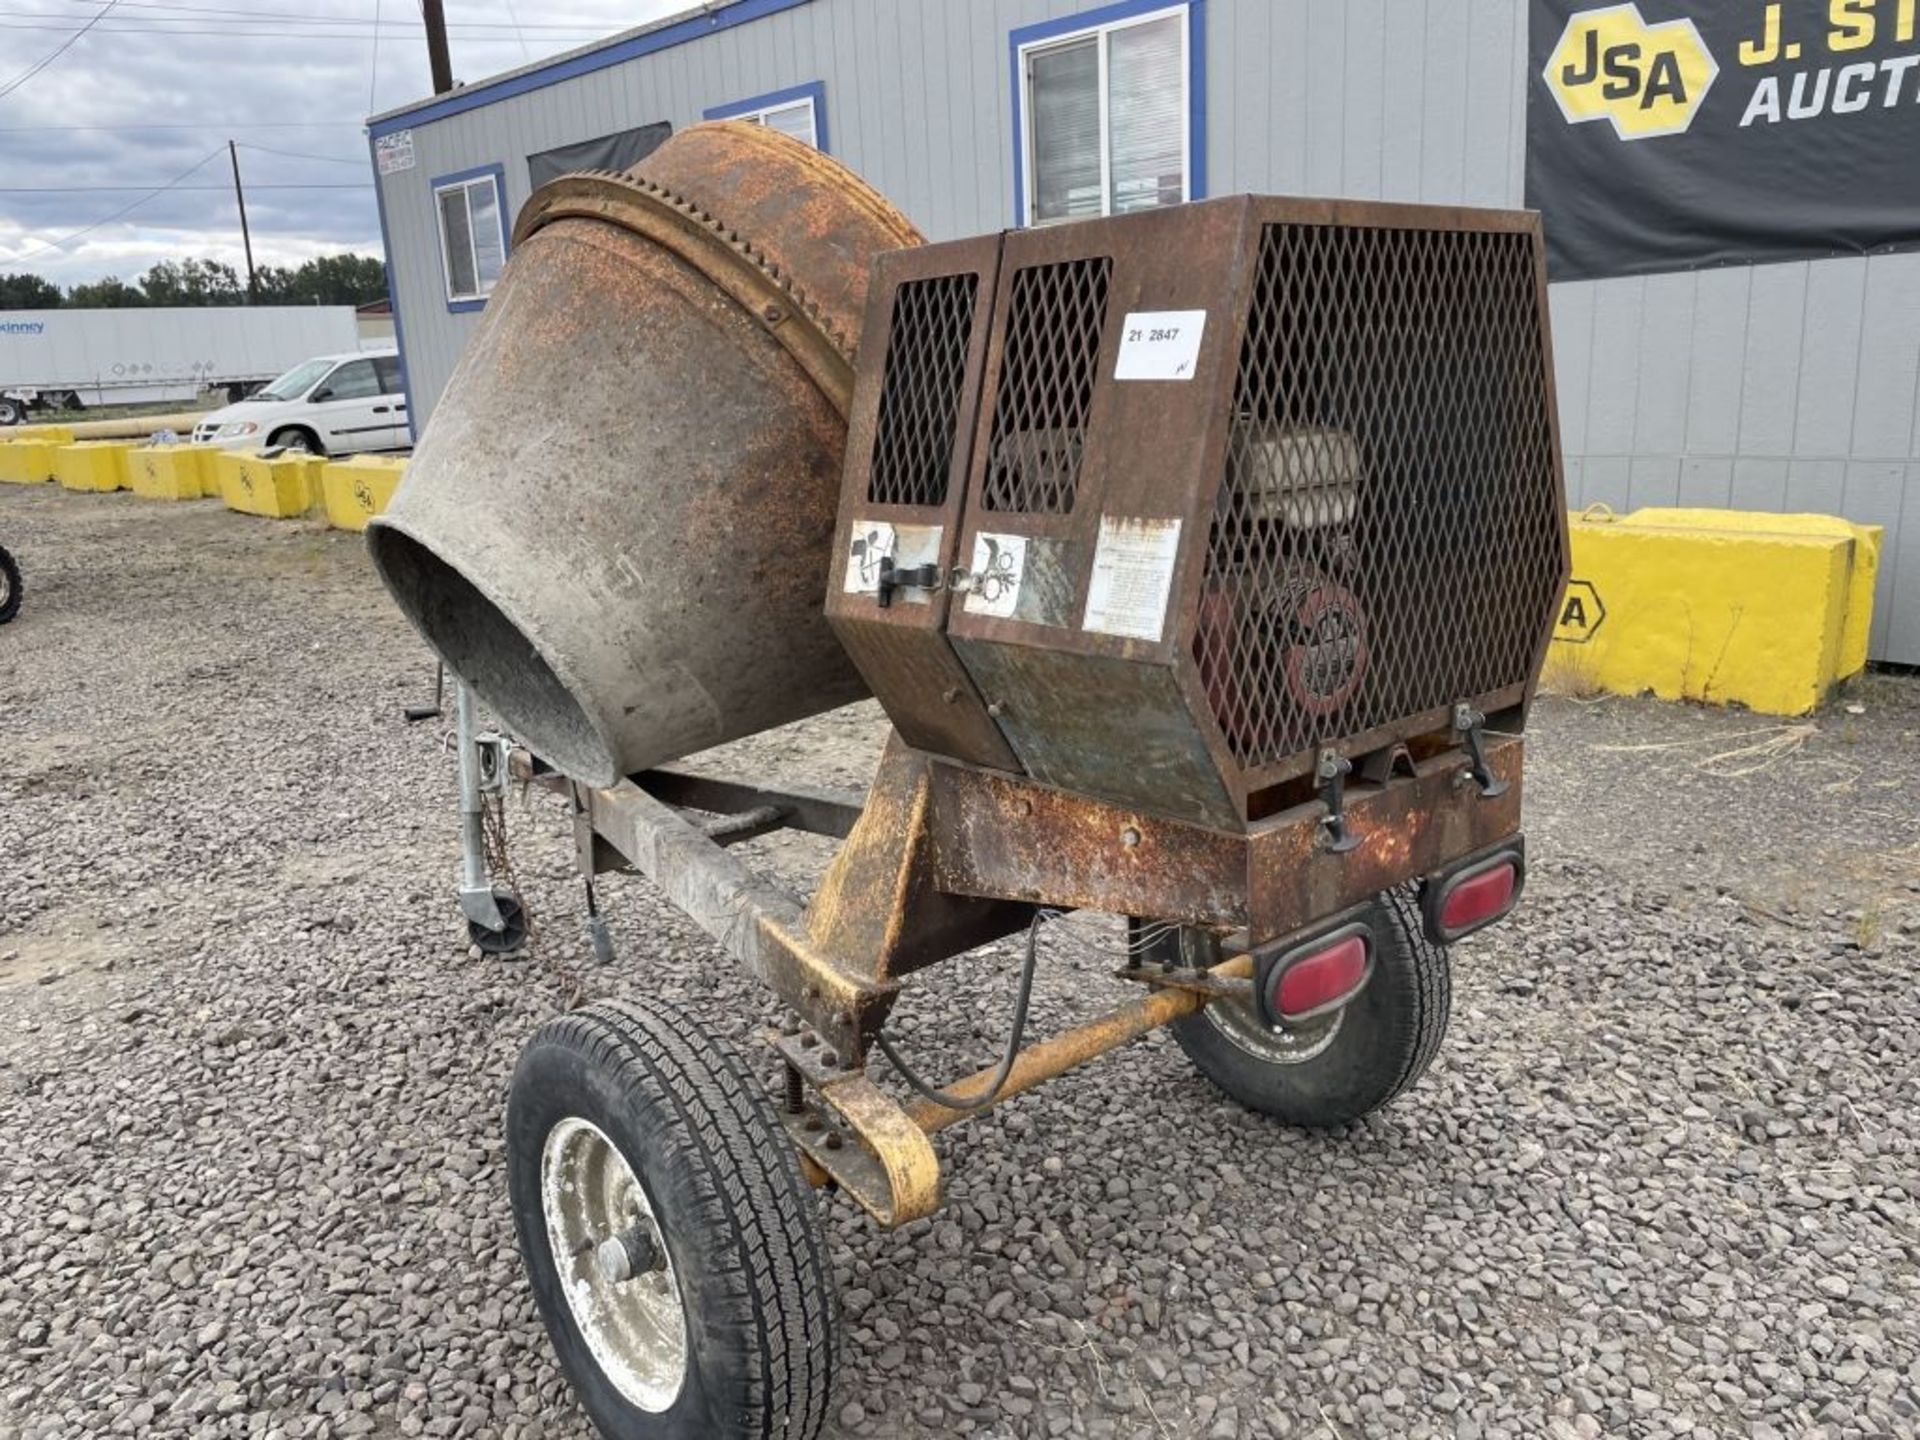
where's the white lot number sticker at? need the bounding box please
[1083,516,1182,641]
[375,130,416,175]
[963,532,1026,618]
[1114,310,1206,381]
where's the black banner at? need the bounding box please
[1526,1,1920,280]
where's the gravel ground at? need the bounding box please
[2,483,1918,1440]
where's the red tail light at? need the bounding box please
[1422,842,1526,943]
[1260,923,1374,1025]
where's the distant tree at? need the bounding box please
[139,257,246,306]
[255,253,388,307]
[0,272,63,309]
[64,275,145,307]
[54,253,389,310]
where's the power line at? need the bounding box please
[235,142,366,166]
[5,2,611,30]
[500,0,533,66]
[0,121,366,131]
[0,0,119,101]
[0,20,600,39]
[2,144,222,267]
[2,182,372,191]
[368,0,382,115]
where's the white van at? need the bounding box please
[192,349,411,455]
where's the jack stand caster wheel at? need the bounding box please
[468,887,528,955]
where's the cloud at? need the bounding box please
[0,0,689,287]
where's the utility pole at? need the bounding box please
[228,139,257,301]
[422,0,454,94]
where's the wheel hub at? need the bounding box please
[540,1117,688,1413]
[1178,927,1345,1065]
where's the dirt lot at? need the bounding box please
[2,483,1917,1440]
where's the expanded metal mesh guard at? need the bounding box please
[982,257,1112,514]
[1197,222,1562,773]
[868,274,979,508]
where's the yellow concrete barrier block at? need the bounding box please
[128,444,220,501]
[221,452,325,519]
[1614,508,1882,683]
[0,440,60,484]
[6,424,74,445]
[320,455,408,533]
[1543,507,1881,715]
[53,440,132,493]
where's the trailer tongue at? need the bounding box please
[368,121,1568,1440]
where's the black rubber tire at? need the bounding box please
[267,426,321,456]
[467,890,528,955]
[0,544,20,625]
[1169,888,1450,1127]
[507,998,836,1440]
[0,397,23,427]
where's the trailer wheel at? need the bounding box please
[0,544,20,625]
[507,998,836,1440]
[1168,888,1450,1127]
[0,397,23,427]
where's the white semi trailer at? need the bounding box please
[0,306,362,425]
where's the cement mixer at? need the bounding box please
[370,123,1569,1440]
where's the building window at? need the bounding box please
[432,165,508,310]
[1013,2,1199,227]
[704,82,829,153]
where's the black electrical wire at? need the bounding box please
[0,0,117,100]
[873,912,1045,1114]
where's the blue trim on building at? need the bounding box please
[703,79,831,153]
[428,163,510,315]
[366,131,416,440]
[1008,0,1206,227]
[368,0,815,139]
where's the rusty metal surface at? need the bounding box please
[773,1033,942,1226]
[801,734,1033,986]
[632,122,922,362]
[369,124,923,788]
[1192,203,1566,795]
[821,195,1565,828]
[637,767,867,840]
[903,955,1253,1136]
[826,237,1020,772]
[950,638,1239,829]
[925,734,1525,943]
[577,778,895,1057]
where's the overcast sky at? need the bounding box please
[0,0,689,288]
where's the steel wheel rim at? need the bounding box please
[1203,993,1344,1065]
[1177,927,1345,1065]
[540,1117,688,1412]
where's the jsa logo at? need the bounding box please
[1545,3,1720,138]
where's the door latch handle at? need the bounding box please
[876,557,941,609]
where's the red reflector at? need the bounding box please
[1273,935,1370,1019]
[1441,862,1517,933]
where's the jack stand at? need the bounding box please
[455,682,528,953]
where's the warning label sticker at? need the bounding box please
[844,520,897,594]
[1083,516,1181,642]
[963,532,1026,619]
[844,520,944,600]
